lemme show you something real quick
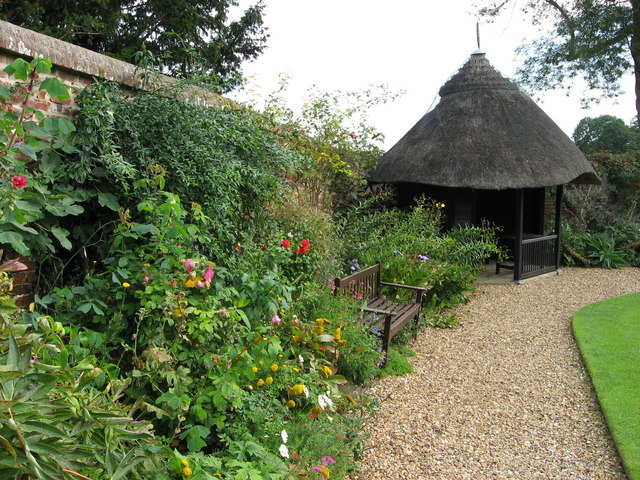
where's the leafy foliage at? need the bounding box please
[0,57,97,258]
[337,198,502,308]
[573,115,640,154]
[246,76,403,210]
[72,83,305,261]
[0,271,157,480]
[477,0,639,117]
[0,0,268,91]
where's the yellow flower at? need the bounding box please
[311,406,323,417]
[270,364,279,372]
[334,327,341,341]
[320,365,332,379]
[265,376,273,384]
[280,308,285,314]
[182,466,193,477]
[316,318,327,325]
[346,394,357,405]
[288,384,305,396]
[277,297,283,301]
[286,400,296,408]
[252,367,258,373]
[293,367,299,373]
[242,349,248,355]
[256,378,265,387]
[180,458,190,468]
[185,279,197,288]
[258,360,264,366]
[122,282,130,288]
[313,325,324,335]
[262,337,268,341]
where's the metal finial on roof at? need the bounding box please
[477,21,481,50]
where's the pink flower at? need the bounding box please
[11,175,27,189]
[184,258,198,273]
[204,264,214,283]
[197,281,205,288]
[143,276,150,283]
[322,456,335,465]
[219,309,228,317]
[272,315,282,325]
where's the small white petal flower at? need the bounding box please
[280,429,288,444]
[303,386,309,398]
[298,354,304,364]
[279,444,289,458]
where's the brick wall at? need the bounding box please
[0,20,232,306]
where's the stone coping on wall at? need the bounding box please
[0,20,231,108]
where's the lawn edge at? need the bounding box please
[572,293,640,480]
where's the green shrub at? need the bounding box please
[73,82,307,260]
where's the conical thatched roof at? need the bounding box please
[368,51,600,189]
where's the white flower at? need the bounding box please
[318,393,334,410]
[298,354,304,364]
[280,429,288,444]
[287,232,294,238]
[279,444,289,458]
[303,386,309,398]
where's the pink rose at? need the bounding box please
[204,264,214,283]
[184,258,198,273]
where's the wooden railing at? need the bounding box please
[520,234,559,279]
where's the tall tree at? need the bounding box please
[573,114,640,153]
[477,1,640,124]
[0,0,267,92]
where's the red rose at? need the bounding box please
[282,239,291,249]
[11,175,27,189]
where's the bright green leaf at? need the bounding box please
[39,78,70,100]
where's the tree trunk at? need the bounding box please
[632,1,640,127]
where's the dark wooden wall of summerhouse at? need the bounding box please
[393,183,545,235]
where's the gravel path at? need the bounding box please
[353,267,640,480]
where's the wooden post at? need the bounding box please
[514,189,524,282]
[554,184,564,270]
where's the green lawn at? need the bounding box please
[573,292,640,480]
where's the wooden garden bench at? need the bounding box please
[333,261,429,357]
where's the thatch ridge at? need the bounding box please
[368,52,600,189]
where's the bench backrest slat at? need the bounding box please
[333,261,381,301]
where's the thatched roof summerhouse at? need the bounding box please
[369,50,600,281]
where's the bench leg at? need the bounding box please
[381,314,392,366]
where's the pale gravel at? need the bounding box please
[352,267,640,480]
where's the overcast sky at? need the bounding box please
[230,1,636,149]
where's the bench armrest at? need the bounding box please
[362,306,394,316]
[380,282,429,292]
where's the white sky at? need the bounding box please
[230,1,636,150]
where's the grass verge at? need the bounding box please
[572,292,640,480]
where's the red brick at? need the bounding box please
[12,283,31,295]
[14,295,33,308]
[25,99,51,111]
